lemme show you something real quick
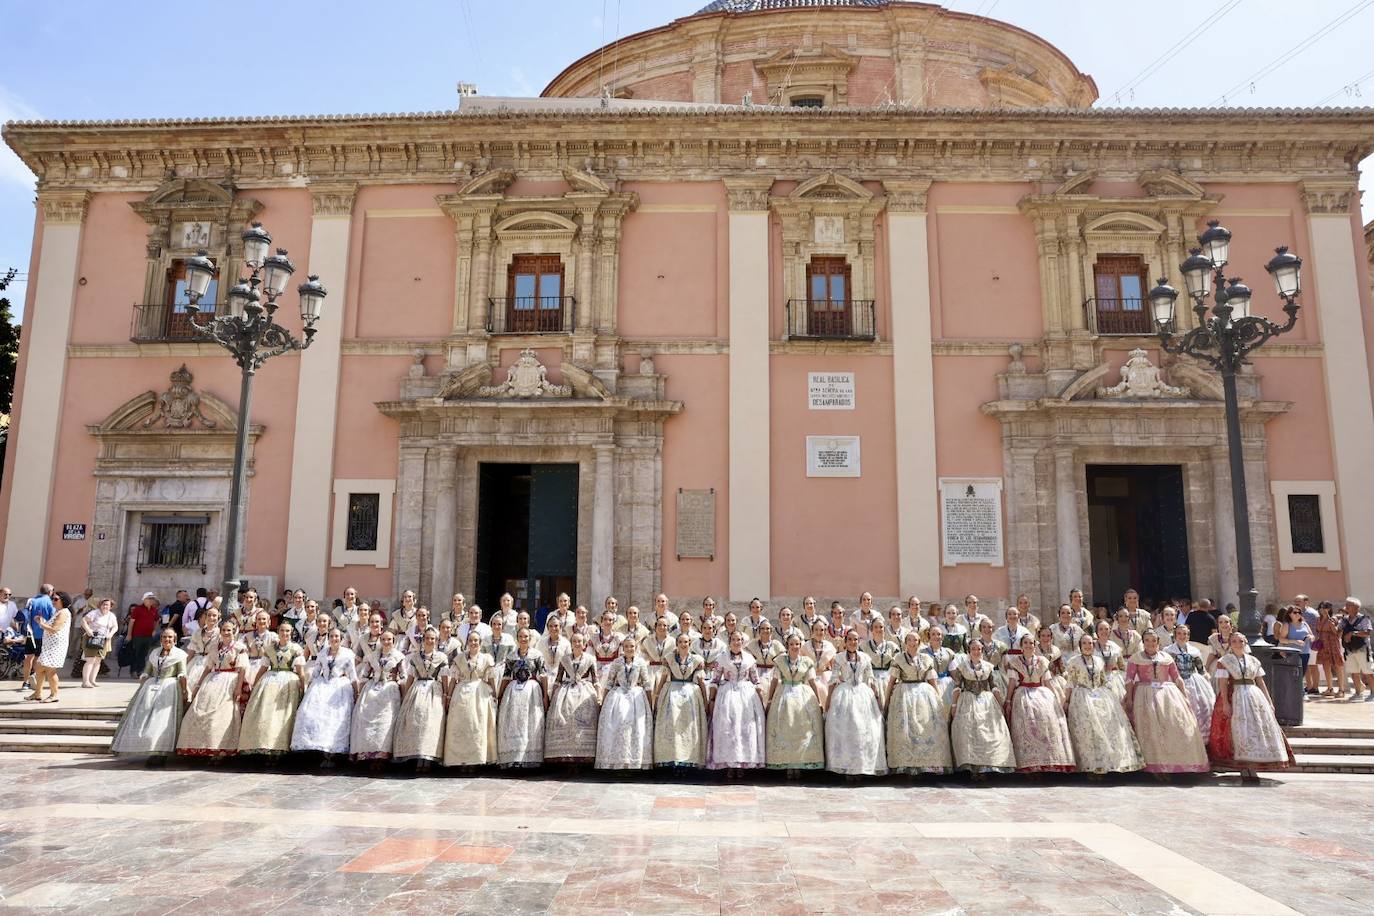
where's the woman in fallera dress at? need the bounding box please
[1208,632,1294,774]
[183,606,220,691]
[177,621,247,758]
[1206,614,1249,676]
[708,630,767,773]
[824,629,887,777]
[639,616,673,698]
[590,609,624,682]
[950,638,1016,775]
[884,631,953,775]
[765,633,825,774]
[596,636,654,770]
[545,631,600,764]
[111,628,188,759]
[239,610,278,690]
[1165,624,1215,737]
[1036,625,1069,708]
[747,619,784,698]
[351,630,406,763]
[941,604,969,653]
[290,628,357,760]
[394,627,448,769]
[924,626,957,708]
[654,633,708,770]
[238,622,306,756]
[443,631,498,768]
[496,626,548,768]
[862,617,898,697]
[1064,634,1143,775]
[1093,621,1128,702]
[1125,630,1210,775]
[803,619,837,688]
[1004,634,1075,773]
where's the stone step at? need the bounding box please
[1286,725,1374,741]
[1287,736,1374,756]
[1292,754,1374,774]
[0,733,111,754]
[0,718,117,736]
[0,706,125,721]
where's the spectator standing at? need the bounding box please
[1338,598,1373,701]
[1181,599,1217,646]
[0,587,16,632]
[182,588,212,639]
[80,597,119,688]
[126,592,162,674]
[165,590,190,641]
[29,591,71,703]
[1315,601,1345,697]
[1295,594,1321,694]
[19,587,55,691]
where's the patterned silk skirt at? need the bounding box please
[393,679,447,764]
[1066,685,1143,774]
[497,680,545,768]
[176,670,242,757]
[290,677,354,755]
[1130,683,1210,774]
[765,682,824,770]
[238,670,302,755]
[708,680,767,770]
[1207,683,1294,770]
[885,681,952,774]
[350,681,401,761]
[545,680,600,762]
[951,690,1015,773]
[111,676,183,759]
[824,681,887,776]
[596,685,653,770]
[1008,684,1076,773]
[655,680,707,769]
[443,679,497,767]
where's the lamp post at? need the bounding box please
[1148,220,1303,644]
[182,222,328,622]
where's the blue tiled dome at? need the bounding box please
[697,0,889,12]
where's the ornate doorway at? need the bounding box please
[475,463,578,617]
[1086,465,1190,608]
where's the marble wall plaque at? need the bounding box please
[808,372,855,410]
[813,215,845,245]
[676,488,715,559]
[940,477,1004,566]
[806,435,861,478]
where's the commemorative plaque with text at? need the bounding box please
[676,488,715,560]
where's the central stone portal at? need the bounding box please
[475,463,579,619]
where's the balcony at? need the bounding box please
[486,296,575,334]
[1085,297,1155,335]
[785,299,877,341]
[130,303,216,343]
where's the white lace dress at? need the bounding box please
[290,649,357,755]
[545,651,600,762]
[1210,653,1293,769]
[350,648,406,761]
[443,651,497,767]
[393,650,448,764]
[595,657,654,770]
[111,647,187,758]
[825,651,887,776]
[707,651,767,770]
[950,657,1015,773]
[1063,653,1143,774]
[885,651,953,774]
[1165,642,1216,737]
[497,651,547,767]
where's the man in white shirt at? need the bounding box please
[0,587,17,632]
[182,588,213,638]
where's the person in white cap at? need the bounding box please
[1339,597,1374,701]
[125,591,163,674]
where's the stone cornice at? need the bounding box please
[38,189,89,224]
[1301,176,1360,215]
[309,181,358,217]
[6,109,1372,193]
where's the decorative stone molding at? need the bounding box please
[143,364,217,429]
[476,348,572,398]
[754,44,856,107]
[884,179,932,213]
[978,66,1054,107]
[38,189,90,224]
[1095,349,1189,399]
[1301,177,1358,215]
[309,181,358,217]
[724,179,773,212]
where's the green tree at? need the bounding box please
[0,268,21,481]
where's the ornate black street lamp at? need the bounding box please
[1148,220,1303,643]
[182,223,328,621]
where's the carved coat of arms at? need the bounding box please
[144,364,216,428]
[477,349,571,398]
[1096,348,1189,399]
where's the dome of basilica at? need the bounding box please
[543,1,1096,109]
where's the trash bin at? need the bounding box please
[1257,644,1304,727]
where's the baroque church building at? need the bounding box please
[3,0,1373,615]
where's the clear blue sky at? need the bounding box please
[1,0,1371,315]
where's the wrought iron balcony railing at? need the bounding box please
[784,298,877,341]
[130,302,219,343]
[486,296,576,334]
[1084,297,1155,335]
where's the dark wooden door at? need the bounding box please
[164,258,217,339]
[806,256,852,337]
[1092,255,1149,333]
[507,254,565,332]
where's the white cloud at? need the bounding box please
[0,86,39,190]
[508,66,537,98]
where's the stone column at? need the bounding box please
[1210,446,1239,611]
[283,183,356,596]
[429,447,459,609]
[1054,448,1083,596]
[886,180,940,599]
[591,444,616,604]
[724,179,773,600]
[392,445,428,597]
[1302,178,1374,597]
[1,190,88,587]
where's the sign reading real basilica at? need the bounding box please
[2,0,1372,616]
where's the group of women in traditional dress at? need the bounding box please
[109,590,1293,779]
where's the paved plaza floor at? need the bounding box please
[0,680,1371,915]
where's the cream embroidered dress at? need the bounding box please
[1208,652,1293,770]
[708,651,767,769]
[1005,653,1075,773]
[825,651,887,776]
[111,646,187,759]
[1093,640,1128,702]
[596,656,654,770]
[1063,652,1142,774]
[497,650,547,768]
[766,654,825,770]
[1126,650,1210,774]
[545,650,600,762]
[923,645,958,708]
[290,647,357,755]
[748,636,785,697]
[176,640,246,757]
[862,637,898,696]
[1165,641,1216,737]
[885,651,953,774]
[654,652,708,769]
[238,641,305,755]
[393,649,448,764]
[950,657,1015,773]
[443,650,498,767]
[183,628,217,694]
[351,647,406,761]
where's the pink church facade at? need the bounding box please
[3,0,1373,617]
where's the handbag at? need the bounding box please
[85,635,106,651]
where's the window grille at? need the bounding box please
[137,516,208,572]
[1287,494,1324,554]
[347,493,381,551]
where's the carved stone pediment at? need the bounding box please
[93,365,241,433]
[456,168,515,198]
[788,172,873,202]
[1138,169,1207,200]
[130,176,261,226]
[562,167,611,195]
[1095,349,1190,399]
[438,352,614,401]
[754,43,857,106]
[479,349,571,398]
[1052,169,1097,197]
[979,66,1054,107]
